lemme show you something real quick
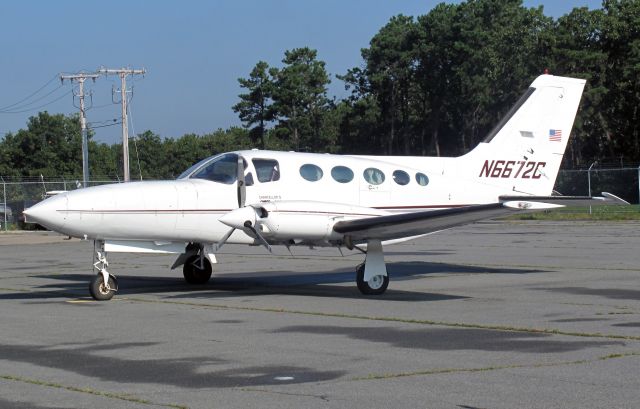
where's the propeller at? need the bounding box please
[215,205,271,252]
[215,156,270,252]
[237,155,246,207]
[216,156,247,251]
[243,220,272,253]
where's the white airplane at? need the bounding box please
[23,74,627,300]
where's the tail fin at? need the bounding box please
[459,74,586,196]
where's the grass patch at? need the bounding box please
[504,205,640,221]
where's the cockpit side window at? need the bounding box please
[191,153,238,184]
[252,159,280,183]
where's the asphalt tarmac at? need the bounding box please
[0,220,639,409]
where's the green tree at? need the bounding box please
[600,0,640,164]
[361,15,419,155]
[233,61,274,149]
[445,0,553,152]
[552,7,609,166]
[0,112,83,177]
[270,47,332,151]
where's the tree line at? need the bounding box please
[1,0,639,180]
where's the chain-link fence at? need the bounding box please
[555,167,640,204]
[0,176,123,230]
[2,167,639,230]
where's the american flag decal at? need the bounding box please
[549,129,562,142]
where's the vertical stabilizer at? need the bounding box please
[459,74,586,197]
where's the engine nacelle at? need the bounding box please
[256,201,388,242]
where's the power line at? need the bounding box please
[128,102,143,181]
[0,74,59,111]
[89,118,119,125]
[0,84,65,113]
[88,121,122,129]
[0,90,72,114]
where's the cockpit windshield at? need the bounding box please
[180,153,239,184]
[176,156,216,179]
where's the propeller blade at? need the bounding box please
[214,227,236,251]
[237,156,246,207]
[243,221,272,253]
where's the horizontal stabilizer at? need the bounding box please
[502,201,564,210]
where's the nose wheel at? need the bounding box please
[89,274,117,301]
[89,240,118,301]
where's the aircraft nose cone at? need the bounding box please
[23,194,68,231]
[218,206,257,229]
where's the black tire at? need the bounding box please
[89,274,116,301]
[356,263,389,295]
[183,255,212,285]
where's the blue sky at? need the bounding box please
[1,0,602,143]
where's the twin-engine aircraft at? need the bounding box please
[24,74,626,300]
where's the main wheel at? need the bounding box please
[89,274,116,301]
[183,255,212,284]
[356,263,389,295]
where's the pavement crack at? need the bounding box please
[0,374,188,409]
[238,387,331,402]
[350,351,640,381]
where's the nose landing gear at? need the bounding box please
[89,241,118,301]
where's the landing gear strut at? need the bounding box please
[89,241,118,301]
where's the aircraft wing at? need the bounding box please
[332,203,512,241]
[332,193,629,242]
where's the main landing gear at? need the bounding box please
[356,263,389,295]
[183,254,212,284]
[353,239,389,295]
[89,241,118,301]
[172,243,214,285]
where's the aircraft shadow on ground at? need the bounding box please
[0,341,344,388]
[0,261,545,302]
[536,286,640,301]
[271,325,625,354]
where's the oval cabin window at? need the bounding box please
[415,172,429,186]
[331,166,354,183]
[299,164,323,182]
[363,168,385,185]
[392,170,410,185]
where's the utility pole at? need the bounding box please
[98,67,146,182]
[60,72,100,188]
